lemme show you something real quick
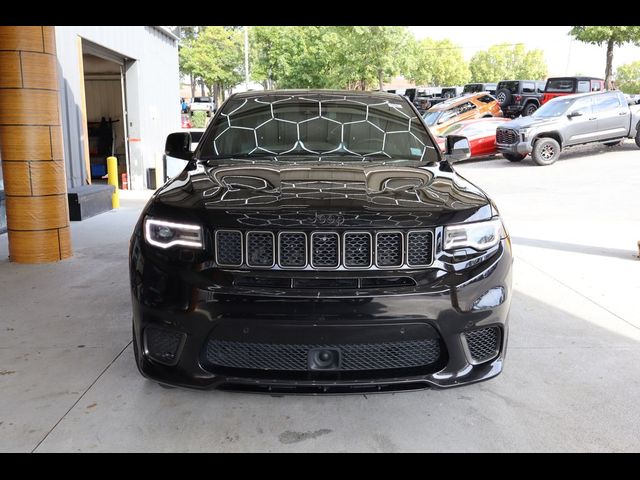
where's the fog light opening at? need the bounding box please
[472,286,505,311]
[308,348,341,370]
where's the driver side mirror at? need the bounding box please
[444,135,471,163]
[567,110,583,118]
[165,132,193,161]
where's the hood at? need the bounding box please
[149,160,492,228]
[502,115,560,129]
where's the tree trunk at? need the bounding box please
[605,37,615,90]
[190,73,195,99]
[200,80,206,97]
[378,69,384,91]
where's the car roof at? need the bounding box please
[427,92,492,111]
[230,89,403,101]
[545,90,620,103]
[546,76,604,81]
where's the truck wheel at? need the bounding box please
[532,138,561,166]
[503,152,526,162]
[523,103,538,116]
[635,129,640,149]
[496,88,512,107]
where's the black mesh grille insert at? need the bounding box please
[376,232,403,267]
[246,232,274,267]
[344,232,371,267]
[311,233,339,268]
[216,230,242,266]
[464,327,500,363]
[145,327,184,365]
[206,339,441,371]
[407,231,433,266]
[496,128,518,144]
[279,232,307,268]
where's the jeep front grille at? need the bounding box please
[496,128,518,145]
[214,229,434,270]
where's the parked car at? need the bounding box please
[541,76,604,105]
[496,90,640,165]
[435,118,511,158]
[463,83,498,96]
[440,86,464,99]
[130,90,513,392]
[189,96,216,117]
[163,127,205,181]
[495,80,546,117]
[423,92,503,135]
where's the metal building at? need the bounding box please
[0,26,179,261]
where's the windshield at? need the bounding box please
[198,93,439,162]
[193,97,212,103]
[422,110,443,126]
[531,97,575,118]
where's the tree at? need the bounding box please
[616,61,640,94]
[407,38,470,86]
[469,43,547,82]
[179,26,244,106]
[569,26,640,90]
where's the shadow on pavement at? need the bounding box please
[511,236,639,261]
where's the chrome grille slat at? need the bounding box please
[215,229,434,270]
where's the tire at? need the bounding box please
[635,129,640,148]
[496,88,513,107]
[531,137,561,166]
[523,103,538,116]
[503,152,526,162]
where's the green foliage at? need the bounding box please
[616,61,640,94]
[250,26,411,90]
[407,38,470,86]
[179,26,244,103]
[190,111,207,128]
[569,26,640,47]
[469,44,547,82]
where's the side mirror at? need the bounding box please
[165,132,193,161]
[567,110,583,118]
[444,135,471,163]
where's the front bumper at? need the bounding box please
[496,140,532,155]
[130,236,513,394]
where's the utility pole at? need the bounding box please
[244,26,250,91]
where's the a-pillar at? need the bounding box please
[0,26,72,263]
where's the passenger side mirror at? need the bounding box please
[567,110,583,118]
[444,135,471,163]
[165,132,193,161]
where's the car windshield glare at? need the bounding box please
[198,94,439,163]
[422,111,442,126]
[531,98,574,118]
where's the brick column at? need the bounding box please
[0,26,72,263]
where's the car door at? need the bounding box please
[563,96,598,146]
[592,92,629,140]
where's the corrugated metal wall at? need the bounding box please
[54,26,179,190]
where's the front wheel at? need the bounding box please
[635,129,640,148]
[503,152,526,162]
[532,138,561,166]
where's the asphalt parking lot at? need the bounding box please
[1,141,639,452]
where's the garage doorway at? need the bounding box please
[81,43,130,188]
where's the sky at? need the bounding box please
[408,26,640,77]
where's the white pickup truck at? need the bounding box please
[189,96,216,117]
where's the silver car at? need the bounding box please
[496,90,640,165]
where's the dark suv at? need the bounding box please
[130,90,513,393]
[495,80,546,117]
[463,83,498,96]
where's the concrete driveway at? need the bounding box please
[1,141,639,452]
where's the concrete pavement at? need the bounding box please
[1,142,639,452]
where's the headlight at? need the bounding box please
[144,218,203,249]
[443,219,504,251]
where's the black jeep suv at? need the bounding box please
[495,80,546,118]
[130,90,513,393]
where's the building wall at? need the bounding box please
[54,26,179,190]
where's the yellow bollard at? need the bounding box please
[106,156,120,209]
